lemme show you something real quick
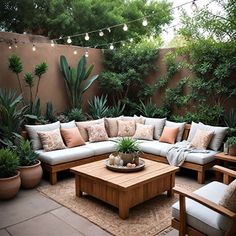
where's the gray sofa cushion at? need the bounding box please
[172,181,231,236]
[60,120,76,129]
[166,121,186,142]
[85,141,116,155]
[187,121,200,142]
[185,150,217,165]
[36,146,94,165]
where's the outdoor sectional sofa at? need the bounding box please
[25,117,228,185]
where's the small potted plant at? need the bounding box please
[16,139,43,189]
[227,136,236,156]
[0,148,21,200]
[115,137,140,165]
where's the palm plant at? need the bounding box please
[24,72,34,103]
[88,95,109,119]
[60,55,98,109]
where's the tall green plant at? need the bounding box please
[24,72,34,103]
[60,55,98,108]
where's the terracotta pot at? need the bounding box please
[18,160,43,189]
[119,152,136,166]
[229,146,236,156]
[0,171,21,200]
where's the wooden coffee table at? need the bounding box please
[71,159,179,219]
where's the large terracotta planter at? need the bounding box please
[18,160,43,189]
[229,146,236,156]
[0,171,21,200]
[119,152,136,166]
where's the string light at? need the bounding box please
[123,24,128,31]
[67,36,72,44]
[107,28,111,33]
[142,17,148,26]
[85,50,89,57]
[129,38,134,43]
[51,40,55,47]
[99,30,104,37]
[191,0,198,11]
[14,44,18,48]
[73,50,77,55]
[85,33,90,41]
[109,43,114,50]
[122,42,125,46]
[32,44,36,51]
[8,45,12,49]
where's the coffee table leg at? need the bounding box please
[167,173,175,197]
[75,175,82,197]
[119,191,129,219]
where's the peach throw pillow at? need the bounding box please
[60,127,85,148]
[87,123,109,142]
[159,126,179,144]
[117,120,136,137]
[190,129,214,149]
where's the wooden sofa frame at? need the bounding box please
[172,165,236,236]
[24,124,216,185]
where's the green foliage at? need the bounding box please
[135,100,163,118]
[45,102,56,123]
[66,108,85,121]
[88,95,109,119]
[0,89,28,147]
[0,148,19,178]
[226,137,236,147]
[224,109,236,128]
[60,55,98,109]
[115,137,140,154]
[24,72,34,103]
[106,101,125,117]
[16,139,39,166]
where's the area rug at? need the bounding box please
[38,177,202,236]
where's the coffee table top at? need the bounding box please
[71,159,179,190]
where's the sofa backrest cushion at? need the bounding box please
[159,126,179,144]
[61,127,85,148]
[166,121,186,142]
[60,120,76,129]
[121,116,145,124]
[190,129,214,150]
[133,123,154,140]
[87,123,109,142]
[104,117,121,137]
[142,116,166,140]
[25,121,60,150]
[76,118,104,142]
[117,120,136,137]
[187,121,200,142]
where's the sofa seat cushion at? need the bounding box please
[185,150,217,165]
[36,146,94,165]
[172,181,231,236]
[85,141,116,155]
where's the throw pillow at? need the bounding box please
[187,121,200,142]
[117,120,136,137]
[104,117,121,137]
[60,127,85,148]
[76,118,104,142]
[121,116,145,124]
[133,123,154,140]
[190,129,214,149]
[159,126,179,144]
[38,128,66,152]
[142,116,166,140]
[87,123,109,142]
[60,120,76,129]
[166,121,186,142]
[199,122,229,151]
[25,121,60,150]
[219,179,236,212]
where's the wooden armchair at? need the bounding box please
[172,165,236,236]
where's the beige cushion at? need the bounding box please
[60,120,76,129]
[187,121,200,142]
[25,121,60,150]
[38,128,66,152]
[117,120,136,137]
[190,129,214,150]
[219,179,236,212]
[166,121,186,142]
[76,118,104,142]
[133,123,154,140]
[104,117,120,137]
[87,123,109,142]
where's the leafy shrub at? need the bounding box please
[66,108,85,121]
[227,137,236,147]
[88,95,109,119]
[106,101,125,117]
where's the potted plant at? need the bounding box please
[16,139,43,189]
[115,137,140,165]
[227,136,236,156]
[0,148,21,200]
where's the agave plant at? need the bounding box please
[88,95,109,119]
[66,107,85,121]
[136,99,160,118]
[106,101,125,117]
[60,55,98,108]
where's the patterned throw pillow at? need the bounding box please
[38,128,66,152]
[117,120,136,137]
[60,127,85,148]
[190,129,214,149]
[219,179,236,212]
[133,123,154,140]
[159,126,179,144]
[87,123,109,142]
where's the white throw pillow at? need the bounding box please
[142,116,166,140]
[187,121,200,142]
[60,120,76,129]
[165,121,186,142]
[25,121,60,150]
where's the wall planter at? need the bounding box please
[18,160,43,189]
[0,171,21,200]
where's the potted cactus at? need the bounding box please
[16,139,42,188]
[0,148,21,200]
[227,137,236,156]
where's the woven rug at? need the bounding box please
[38,176,202,236]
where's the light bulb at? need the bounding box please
[67,36,72,44]
[142,17,148,26]
[123,24,128,31]
[85,51,89,57]
[122,42,125,46]
[9,45,12,49]
[99,30,104,37]
[51,40,55,47]
[107,27,111,33]
[15,44,18,48]
[191,0,198,11]
[109,43,114,50]
[129,38,133,43]
[32,44,36,51]
[85,33,90,41]
[73,50,77,55]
